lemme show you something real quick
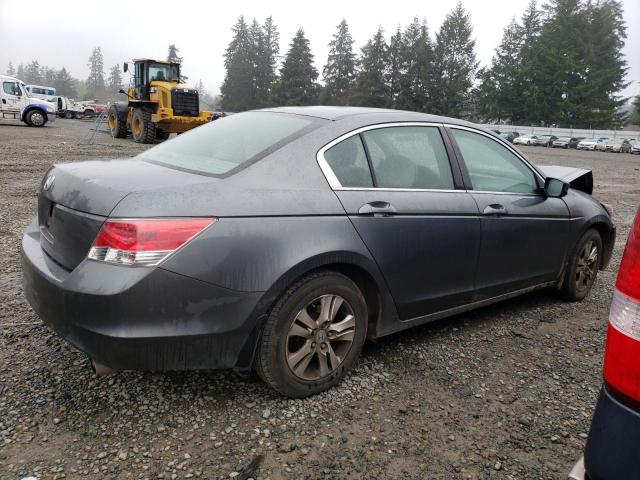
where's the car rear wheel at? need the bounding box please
[559,229,602,301]
[256,271,367,397]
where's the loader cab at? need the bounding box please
[125,59,181,101]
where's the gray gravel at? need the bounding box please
[1,119,639,479]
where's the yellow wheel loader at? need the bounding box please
[108,59,213,143]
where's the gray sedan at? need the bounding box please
[21,107,615,397]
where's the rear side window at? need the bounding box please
[140,112,318,176]
[323,135,373,187]
[451,128,538,194]
[362,126,454,189]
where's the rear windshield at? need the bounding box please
[140,112,319,176]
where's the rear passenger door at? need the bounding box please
[318,123,481,320]
[448,126,570,299]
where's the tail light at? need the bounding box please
[603,208,640,403]
[87,218,215,266]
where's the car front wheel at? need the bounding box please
[559,229,602,301]
[256,271,367,397]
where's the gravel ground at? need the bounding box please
[1,119,639,480]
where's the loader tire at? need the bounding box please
[155,129,170,141]
[131,108,156,144]
[108,105,128,138]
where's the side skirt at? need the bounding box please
[381,281,557,337]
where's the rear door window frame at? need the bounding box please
[317,122,465,192]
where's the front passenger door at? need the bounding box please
[448,127,570,300]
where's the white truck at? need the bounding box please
[0,75,56,127]
[25,84,58,102]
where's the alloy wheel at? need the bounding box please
[286,294,356,381]
[575,240,598,291]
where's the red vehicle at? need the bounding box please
[570,208,640,479]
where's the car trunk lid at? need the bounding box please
[38,159,213,271]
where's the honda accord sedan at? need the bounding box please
[22,106,615,397]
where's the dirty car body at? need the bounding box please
[21,107,615,377]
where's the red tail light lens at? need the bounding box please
[604,208,640,403]
[88,218,215,266]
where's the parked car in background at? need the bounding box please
[534,135,558,147]
[631,140,640,154]
[595,138,612,152]
[21,106,615,397]
[499,131,520,143]
[513,134,538,146]
[577,138,601,150]
[552,137,582,149]
[606,139,632,153]
[568,208,639,480]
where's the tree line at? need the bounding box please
[221,0,633,128]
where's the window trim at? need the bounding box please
[317,122,460,192]
[446,124,546,195]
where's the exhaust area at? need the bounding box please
[89,358,117,377]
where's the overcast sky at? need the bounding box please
[1,0,638,99]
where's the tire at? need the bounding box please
[108,105,128,138]
[256,271,368,398]
[559,229,603,301]
[155,129,170,141]
[64,111,73,119]
[25,109,47,127]
[83,109,95,117]
[131,108,156,144]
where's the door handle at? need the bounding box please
[482,204,507,216]
[358,201,397,216]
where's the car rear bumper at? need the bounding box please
[21,218,265,372]
[581,386,640,480]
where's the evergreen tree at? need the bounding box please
[107,64,123,92]
[321,19,357,105]
[6,62,15,76]
[42,67,57,86]
[387,27,404,108]
[476,19,524,122]
[86,47,105,98]
[221,16,255,111]
[432,3,478,117]
[54,68,77,98]
[252,16,280,108]
[273,29,319,106]
[16,64,25,80]
[396,17,434,112]
[167,44,187,82]
[353,28,390,107]
[629,95,640,125]
[167,44,182,63]
[581,0,628,127]
[518,0,543,123]
[530,0,627,127]
[24,61,42,84]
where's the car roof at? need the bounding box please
[256,106,477,127]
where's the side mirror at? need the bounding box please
[123,62,128,73]
[544,177,569,198]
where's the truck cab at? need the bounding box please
[25,84,58,103]
[0,75,56,127]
